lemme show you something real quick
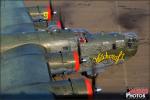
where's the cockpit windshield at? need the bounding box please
[124,32,138,48]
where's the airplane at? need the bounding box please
[27,0,64,31]
[0,0,138,100]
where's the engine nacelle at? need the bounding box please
[47,51,80,73]
[50,78,93,99]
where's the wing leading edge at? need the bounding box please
[1,0,35,34]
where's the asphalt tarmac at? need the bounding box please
[25,0,150,94]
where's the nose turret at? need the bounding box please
[124,32,138,56]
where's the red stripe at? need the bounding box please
[47,4,52,21]
[73,51,80,72]
[57,21,62,29]
[85,79,93,100]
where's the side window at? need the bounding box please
[63,46,70,51]
[127,39,132,48]
[112,43,116,50]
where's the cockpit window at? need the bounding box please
[127,38,134,48]
[128,42,132,48]
[128,38,132,42]
[112,43,117,50]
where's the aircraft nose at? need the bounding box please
[124,32,138,56]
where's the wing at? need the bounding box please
[1,44,93,99]
[1,0,35,34]
[1,44,51,92]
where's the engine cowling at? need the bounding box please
[50,78,93,100]
[47,51,80,73]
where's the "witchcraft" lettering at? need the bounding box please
[92,51,125,64]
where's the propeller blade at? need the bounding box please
[49,0,53,15]
[47,0,53,21]
[58,8,65,29]
[91,62,96,93]
[91,61,101,94]
[92,75,96,92]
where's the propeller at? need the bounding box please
[48,0,65,30]
[49,0,53,14]
[47,0,53,21]
[81,62,102,95]
[58,8,65,29]
[91,61,100,94]
[81,58,102,95]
